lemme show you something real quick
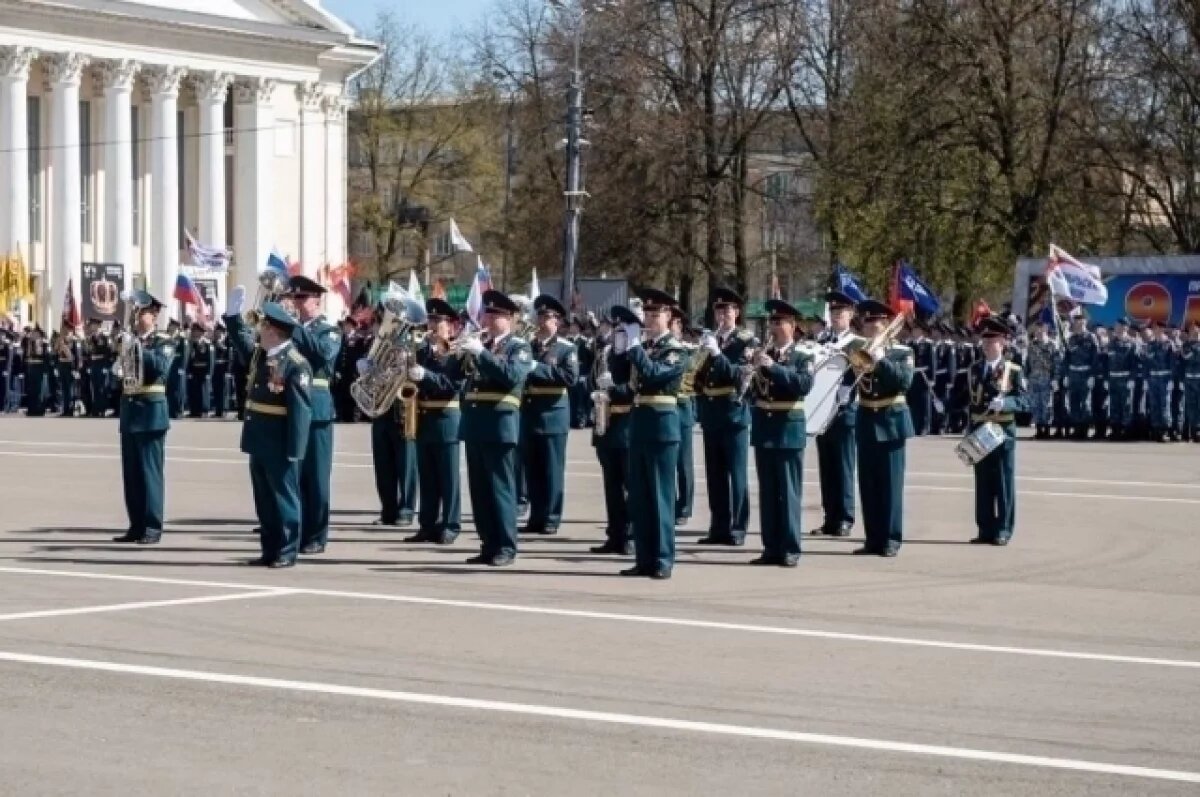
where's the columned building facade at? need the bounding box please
[0,0,376,328]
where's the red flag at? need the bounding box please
[62,278,81,329]
[970,299,993,327]
[887,262,913,317]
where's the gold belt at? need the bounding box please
[634,395,678,406]
[755,400,805,412]
[859,395,906,410]
[247,400,287,416]
[526,386,568,396]
[419,399,460,410]
[972,412,1014,423]
[125,385,166,396]
[311,378,330,388]
[609,404,632,415]
[465,392,521,408]
[701,386,736,397]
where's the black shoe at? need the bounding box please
[268,558,296,569]
[729,537,746,547]
[969,536,991,544]
[780,554,800,568]
[519,525,543,536]
[880,545,900,557]
[434,532,459,545]
[591,542,630,554]
[991,537,1010,546]
[650,568,672,580]
[300,542,325,554]
[245,556,271,566]
[620,566,650,576]
[112,531,141,543]
[488,553,515,567]
[135,535,161,546]
[833,523,853,537]
[372,519,399,528]
[397,515,415,527]
[749,555,780,565]
[403,532,433,543]
[539,527,559,536]
[696,535,721,545]
[808,526,828,536]
[466,554,492,565]
[852,546,879,555]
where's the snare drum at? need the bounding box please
[805,352,852,436]
[954,422,1006,466]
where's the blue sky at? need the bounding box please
[323,0,491,37]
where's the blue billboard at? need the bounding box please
[1026,273,1200,328]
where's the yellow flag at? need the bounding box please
[0,254,8,311]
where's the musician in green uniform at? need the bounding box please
[589,309,634,555]
[750,299,815,567]
[365,307,420,529]
[694,288,757,546]
[185,322,215,417]
[211,324,231,418]
[166,319,187,418]
[85,318,114,418]
[54,322,82,417]
[811,290,862,537]
[236,302,313,567]
[966,316,1029,545]
[446,290,534,566]
[670,307,697,526]
[283,275,342,554]
[405,298,465,544]
[852,299,914,557]
[22,326,51,416]
[113,291,175,545]
[610,288,688,579]
[519,295,579,536]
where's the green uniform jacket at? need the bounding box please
[749,343,816,449]
[696,327,758,430]
[521,335,580,435]
[119,332,175,434]
[856,344,916,443]
[450,334,534,445]
[414,339,465,444]
[967,359,1029,436]
[292,318,341,422]
[612,333,687,443]
[239,342,314,462]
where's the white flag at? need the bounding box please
[529,268,541,298]
[1046,245,1108,306]
[407,269,424,303]
[448,219,473,253]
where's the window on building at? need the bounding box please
[80,100,92,245]
[131,106,140,246]
[27,96,41,243]
[432,231,453,257]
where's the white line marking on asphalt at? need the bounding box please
[2,450,1198,502]
[1,567,1196,670]
[0,439,375,459]
[0,589,294,622]
[0,650,1195,784]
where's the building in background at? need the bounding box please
[0,0,377,328]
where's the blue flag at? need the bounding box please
[832,263,868,303]
[896,260,940,316]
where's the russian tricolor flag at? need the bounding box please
[174,273,208,322]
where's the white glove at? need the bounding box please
[701,333,719,355]
[624,324,642,347]
[754,351,773,368]
[1087,377,1094,389]
[1126,380,1134,391]
[227,285,246,315]
[836,386,851,404]
[407,365,425,382]
[590,390,609,403]
[461,336,484,356]
[356,357,370,376]
[612,329,628,354]
[870,347,885,363]
[596,372,614,390]
[988,397,1005,412]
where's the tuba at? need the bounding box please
[111,291,144,391]
[244,270,289,326]
[350,296,428,434]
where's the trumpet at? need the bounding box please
[450,329,484,377]
[243,270,289,326]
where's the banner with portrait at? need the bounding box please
[80,262,125,323]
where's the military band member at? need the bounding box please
[1181,325,1200,442]
[166,319,187,419]
[811,290,860,537]
[405,298,465,544]
[84,318,113,418]
[1060,312,1097,439]
[750,299,815,567]
[447,290,534,566]
[1090,325,1110,439]
[930,321,957,434]
[695,288,756,546]
[22,326,50,417]
[282,275,342,554]
[520,295,580,536]
[1170,324,1185,440]
[967,317,1029,545]
[590,309,634,555]
[185,323,214,418]
[212,324,231,418]
[1026,320,1060,439]
[54,322,83,417]
[236,302,314,568]
[1105,318,1138,440]
[113,291,174,546]
[906,320,934,436]
[670,306,697,526]
[853,300,914,557]
[610,288,687,579]
[367,317,419,529]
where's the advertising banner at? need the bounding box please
[1025,273,1200,328]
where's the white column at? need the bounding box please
[323,92,347,318]
[297,81,325,278]
[46,52,89,326]
[194,71,231,250]
[145,65,185,321]
[99,60,138,278]
[0,46,36,258]
[233,77,275,295]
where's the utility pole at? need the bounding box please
[555,0,586,310]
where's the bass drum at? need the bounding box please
[805,351,852,436]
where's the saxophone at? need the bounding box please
[591,341,612,435]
